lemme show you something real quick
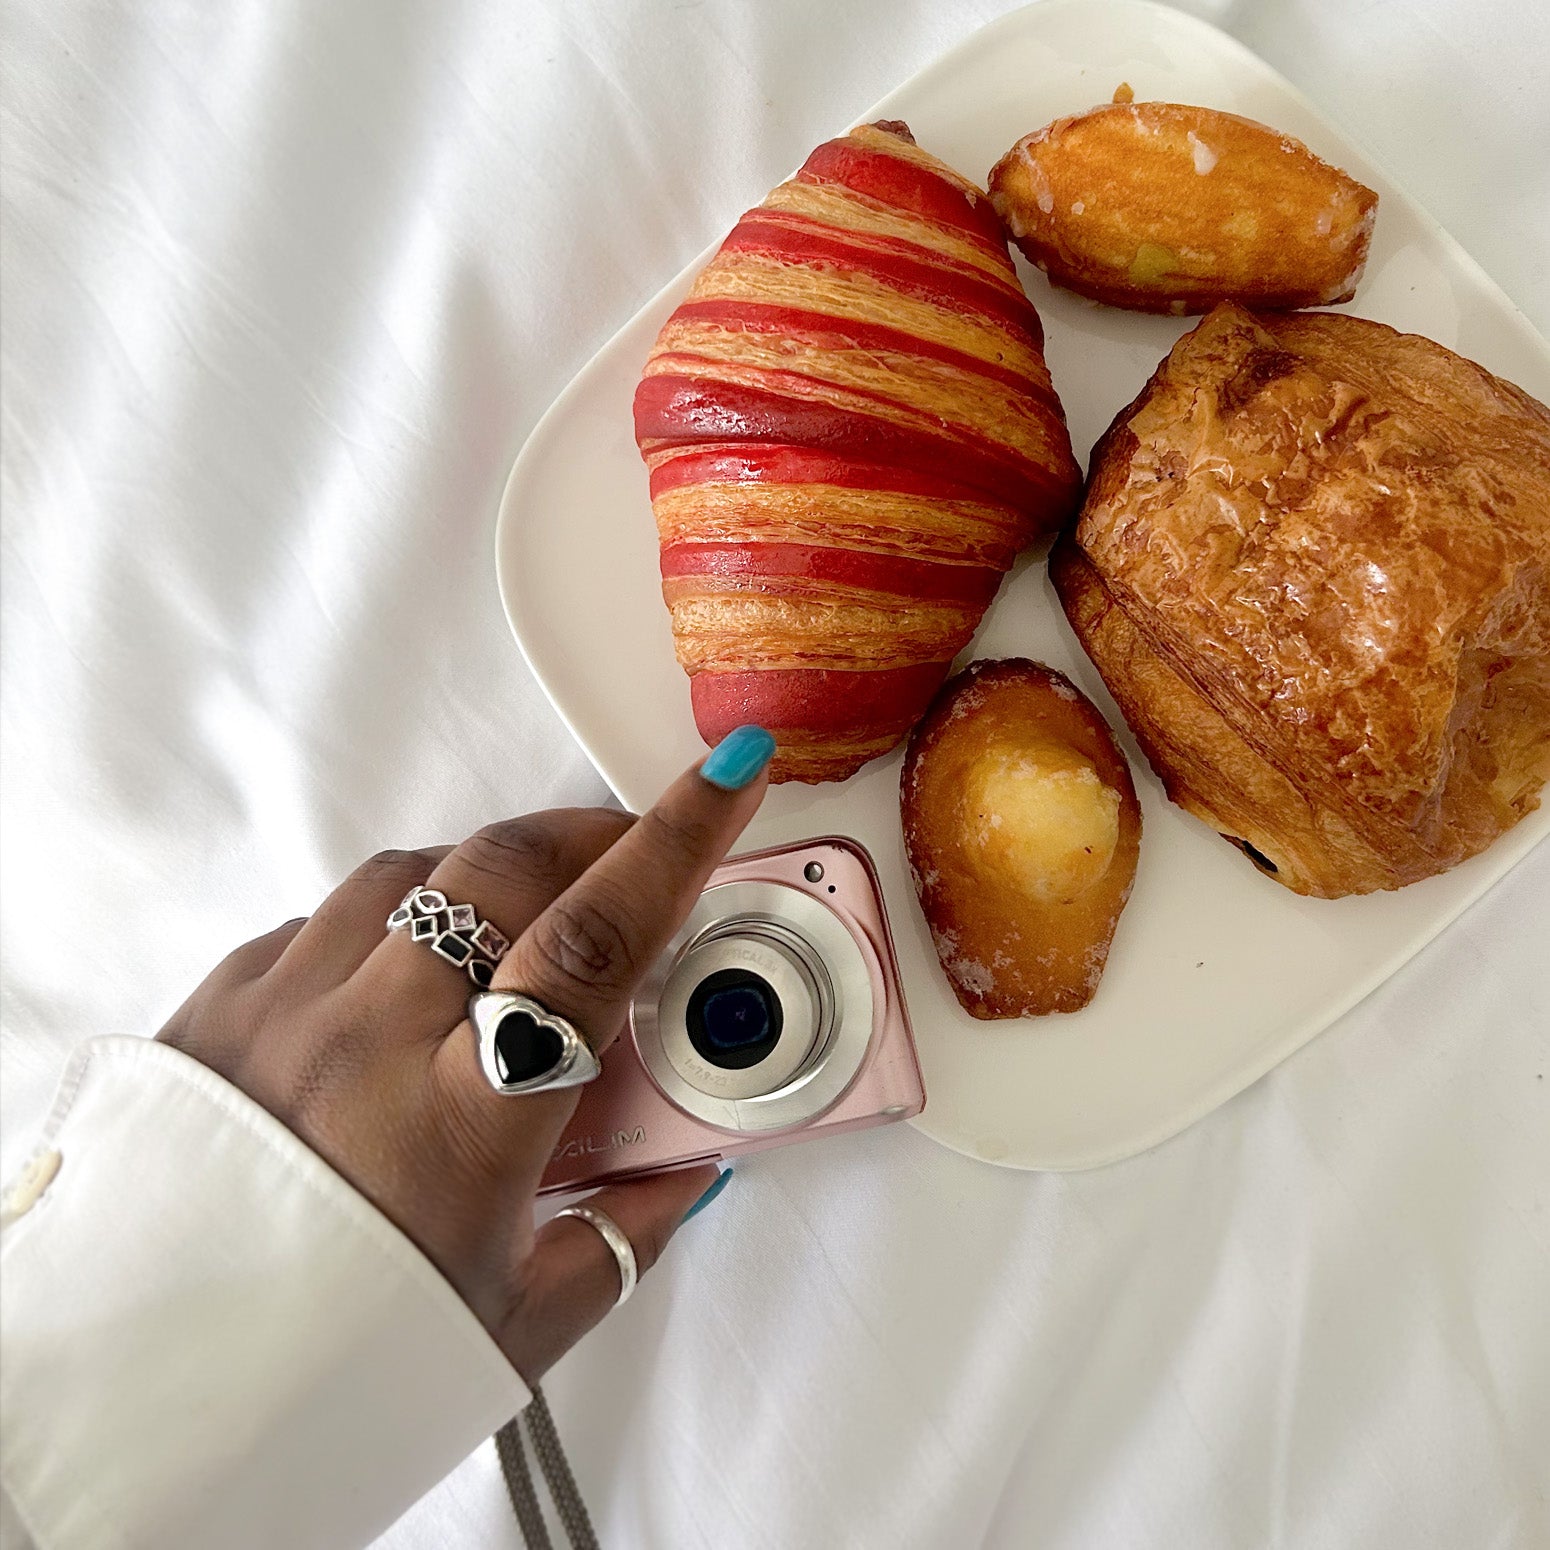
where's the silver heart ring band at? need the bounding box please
[386,888,602,1095]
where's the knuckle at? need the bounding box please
[639,804,715,867]
[632,1217,674,1278]
[355,847,438,885]
[527,892,638,997]
[581,807,636,845]
[209,916,306,986]
[459,815,569,889]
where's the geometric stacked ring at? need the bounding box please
[386,885,511,988]
[385,885,603,1098]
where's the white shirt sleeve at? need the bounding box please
[0,1036,530,1550]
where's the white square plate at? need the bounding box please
[496,0,1550,1170]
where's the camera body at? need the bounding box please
[539,837,924,1196]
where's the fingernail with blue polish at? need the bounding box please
[699,725,776,791]
[683,1167,733,1222]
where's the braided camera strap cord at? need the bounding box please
[497,1387,601,1550]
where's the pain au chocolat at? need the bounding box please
[1052,303,1550,897]
[635,121,1080,783]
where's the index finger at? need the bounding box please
[485,725,776,1054]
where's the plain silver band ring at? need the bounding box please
[553,1204,638,1307]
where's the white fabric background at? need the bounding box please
[2,2,1546,1546]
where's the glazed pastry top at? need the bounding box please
[1075,304,1550,838]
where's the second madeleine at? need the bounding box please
[902,659,1141,1018]
[988,98,1377,314]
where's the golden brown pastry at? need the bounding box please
[1053,303,1550,897]
[635,121,1081,784]
[901,659,1142,1017]
[988,98,1377,314]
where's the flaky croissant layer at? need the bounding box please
[636,121,1080,783]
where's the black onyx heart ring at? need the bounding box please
[468,990,602,1095]
[387,885,511,988]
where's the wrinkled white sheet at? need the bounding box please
[2,2,1546,1546]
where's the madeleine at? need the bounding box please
[902,659,1141,1017]
[988,98,1377,314]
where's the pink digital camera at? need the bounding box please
[539,837,924,1196]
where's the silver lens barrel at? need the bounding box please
[631,880,876,1133]
[658,918,833,1100]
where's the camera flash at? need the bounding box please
[803,861,825,883]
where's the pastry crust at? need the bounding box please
[902,659,1141,1017]
[1053,304,1550,897]
[988,101,1377,314]
[636,122,1081,784]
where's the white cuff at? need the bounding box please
[0,1036,529,1550]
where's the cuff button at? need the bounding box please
[1,1148,62,1223]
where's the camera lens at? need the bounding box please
[650,914,833,1103]
[686,968,784,1069]
[631,872,880,1129]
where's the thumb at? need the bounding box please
[503,1165,731,1382]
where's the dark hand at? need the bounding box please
[159,751,768,1381]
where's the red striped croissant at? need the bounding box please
[635,120,1081,783]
